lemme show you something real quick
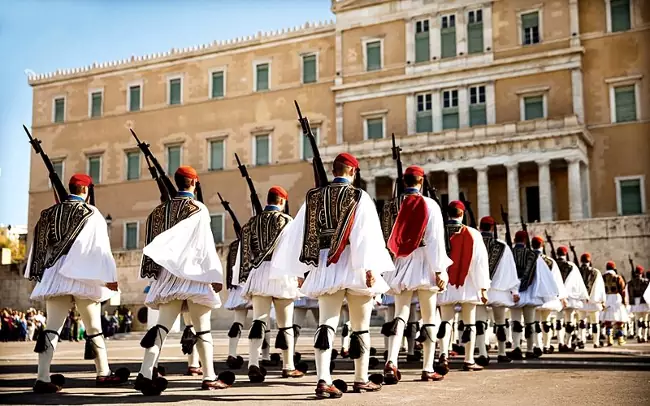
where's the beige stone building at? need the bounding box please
[26,0,649,318]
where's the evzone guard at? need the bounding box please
[627,265,649,343]
[475,216,520,365]
[438,200,491,372]
[231,186,305,382]
[135,166,233,395]
[577,254,607,348]
[270,153,395,398]
[553,246,589,352]
[601,261,629,345]
[25,174,131,393]
[380,165,451,383]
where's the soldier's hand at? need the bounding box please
[297,278,304,288]
[512,293,520,303]
[435,274,446,291]
[365,271,375,288]
[106,282,118,291]
[561,299,568,308]
[211,283,223,293]
[480,289,489,304]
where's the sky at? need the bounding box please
[0,0,334,226]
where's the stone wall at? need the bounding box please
[0,264,42,311]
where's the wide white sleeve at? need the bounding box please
[349,192,395,275]
[590,273,606,303]
[551,261,568,299]
[468,228,490,291]
[643,283,650,305]
[565,265,590,300]
[269,203,310,279]
[490,244,520,293]
[422,199,452,278]
[142,207,222,283]
[535,257,559,301]
[231,242,242,286]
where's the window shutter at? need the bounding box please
[615,86,636,123]
[303,55,317,83]
[212,72,224,98]
[415,32,430,62]
[53,161,64,180]
[366,41,381,71]
[91,92,102,117]
[442,108,459,129]
[416,111,433,133]
[256,136,270,165]
[129,86,141,112]
[611,0,631,32]
[127,152,140,180]
[210,215,224,243]
[88,157,101,183]
[469,105,487,126]
[126,223,138,249]
[467,22,484,54]
[366,118,383,139]
[521,12,539,29]
[169,79,181,104]
[167,146,181,174]
[210,140,224,170]
[54,99,65,123]
[441,28,456,58]
[620,179,642,215]
[256,64,269,91]
[524,96,544,120]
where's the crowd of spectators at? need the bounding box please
[1,307,46,342]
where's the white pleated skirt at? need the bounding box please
[145,268,222,310]
[30,266,114,303]
[241,262,301,300]
[487,289,515,308]
[438,283,482,305]
[224,286,251,310]
[539,298,563,312]
[602,294,629,322]
[384,250,439,295]
[512,285,544,308]
[565,298,585,310]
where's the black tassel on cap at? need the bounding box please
[381,317,404,337]
[496,324,507,342]
[461,325,474,343]
[248,320,266,340]
[228,322,243,338]
[314,325,334,350]
[437,321,449,339]
[416,324,436,343]
[524,323,534,339]
[34,330,58,354]
[180,326,197,355]
[84,332,103,360]
[140,324,169,349]
[348,331,368,360]
[275,327,292,350]
[341,324,349,338]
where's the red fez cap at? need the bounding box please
[606,261,616,270]
[269,186,288,200]
[532,236,544,245]
[581,253,592,263]
[480,216,496,225]
[557,246,568,256]
[334,152,359,169]
[175,165,198,180]
[514,230,528,243]
[635,265,645,274]
[448,200,465,211]
[69,173,92,187]
[404,165,424,177]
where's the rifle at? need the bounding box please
[425,178,451,255]
[195,182,204,203]
[500,204,513,249]
[24,125,67,203]
[130,129,177,199]
[520,215,531,248]
[390,133,404,198]
[459,192,477,228]
[295,101,328,187]
[568,242,579,266]
[218,193,242,238]
[628,255,635,274]
[235,153,263,215]
[545,230,557,260]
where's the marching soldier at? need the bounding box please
[25,173,131,393]
[601,261,629,346]
[627,265,649,343]
[577,254,607,348]
[554,247,589,351]
[270,153,395,398]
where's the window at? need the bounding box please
[442,89,459,129]
[415,20,430,63]
[126,151,140,180]
[53,97,65,123]
[616,176,645,215]
[441,15,457,59]
[209,139,224,171]
[90,91,102,118]
[168,77,182,105]
[210,214,224,244]
[523,95,544,120]
[366,40,382,71]
[416,93,432,133]
[468,9,484,54]
[128,85,141,112]
[87,156,101,184]
[167,145,181,174]
[125,222,138,250]
[211,71,225,98]
[302,54,317,84]
[50,160,64,188]
[521,11,540,45]
[365,117,384,140]
[469,86,487,126]
[254,134,270,166]
[614,85,637,123]
[610,0,631,32]
[301,127,319,160]
[256,63,269,91]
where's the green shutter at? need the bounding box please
[126,223,138,249]
[415,32,430,62]
[88,157,101,184]
[611,0,631,32]
[91,92,102,117]
[467,22,484,54]
[129,86,141,112]
[366,118,383,139]
[210,215,223,243]
[54,98,65,123]
[303,134,314,160]
[442,109,459,129]
[620,179,642,215]
[255,136,270,165]
[441,28,456,58]
[167,146,181,174]
[169,79,181,105]
[416,111,432,133]
[615,86,636,123]
[521,12,539,29]
[366,41,381,71]
[470,105,487,126]
[53,161,64,180]
[256,64,269,91]
[303,55,317,84]
[210,140,224,170]
[524,96,544,120]
[127,152,140,180]
[212,71,224,98]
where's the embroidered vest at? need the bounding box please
[580,265,600,294]
[512,246,538,292]
[482,235,506,280]
[627,277,648,303]
[556,259,573,283]
[225,239,240,290]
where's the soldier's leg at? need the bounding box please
[589,312,601,347]
[273,298,297,372]
[461,304,478,365]
[76,298,112,377]
[139,301,183,379]
[314,291,346,385]
[383,305,395,352]
[492,306,508,357]
[248,296,273,371]
[439,305,456,358]
[406,304,420,355]
[36,296,72,383]
[341,306,351,352]
[228,309,247,358]
[556,309,566,346]
[523,306,537,354]
[347,293,375,384]
[509,308,524,351]
[418,290,439,374]
[385,291,412,369]
[187,302,217,382]
[475,305,489,359]
[181,312,200,369]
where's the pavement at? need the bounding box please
[1,329,650,405]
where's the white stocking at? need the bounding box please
[387,292,411,368]
[228,309,247,357]
[182,312,200,368]
[315,291,345,385]
[37,296,72,382]
[273,298,296,371]
[76,297,111,377]
[248,296,273,368]
[476,305,489,358]
[347,293,374,383]
[418,290,438,372]
[187,302,215,381]
[139,300,183,379]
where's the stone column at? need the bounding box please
[505,162,521,221]
[483,5,494,52]
[571,68,585,123]
[536,159,553,222]
[365,176,377,200]
[335,103,343,145]
[335,31,343,86]
[569,0,581,47]
[405,18,415,64]
[431,13,441,60]
[580,161,591,218]
[567,157,583,220]
[485,82,496,125]
[432,90,442,132]
[447,168,459,201]
[458,87,469,128]
[456,9,467,56]
[406,93,416,135]
[476,165,490,219]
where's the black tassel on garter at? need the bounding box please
[180,326,197,355]
[416,324,436,343]
[84,332,103,360]
[228,322,243,338]
[248,320,266,340]
[437,321,449,339]
[34,330,58,354]
[461,325,474,344]
[140,324,169,349]
[381,317,404,337]
[349,330,368,360]
[341,324,349,337]
[496,324,507,342]
[524,323,534,339]
[314,325,334,350]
